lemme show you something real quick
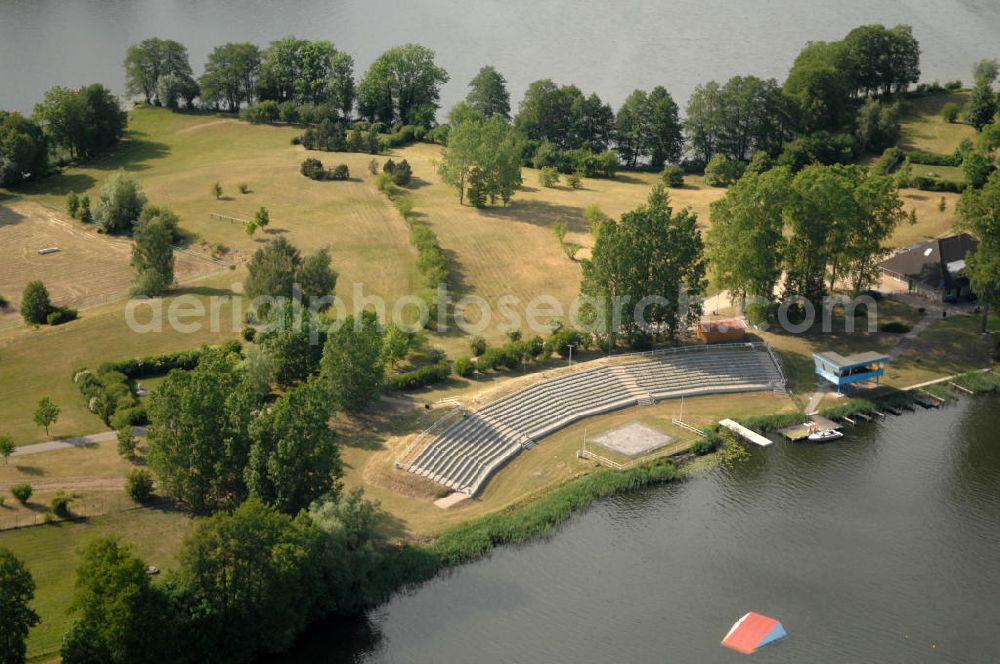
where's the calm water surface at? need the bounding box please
[284,396,1000,663]
[2,0,1000,114]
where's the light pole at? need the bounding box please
[567,344,574,367]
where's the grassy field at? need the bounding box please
[0,270,244,444]
[0,200,220,326]
[899,91,975,154]
[8,108,420,315]
[2,508,193,661]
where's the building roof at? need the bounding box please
[721,612,787,654]
[879,234,978,291]
[699,318,748,333]
[814,350,889,369]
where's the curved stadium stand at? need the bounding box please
[405,342,785,496]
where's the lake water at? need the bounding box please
[2,0,1000,115]
[283,395,1000,663]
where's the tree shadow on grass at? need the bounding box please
[172,285,237,298]
[479,198,589,233]
[12,465,45,476]
[15,172,97,197]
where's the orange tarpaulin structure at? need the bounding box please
[721,611,787,654]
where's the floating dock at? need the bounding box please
[719,419,773,447]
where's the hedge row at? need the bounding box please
[386,361,451,391]
[376,176,451,324]
[95,340,242,379]
[430,460,678,566]
[911,175,966,193]
[904,149,962,167]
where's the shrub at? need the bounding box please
[905,149,962,167]
[941,102,960,123]
[66,191,80,218]
[238,182,250,194]
[50,491,71,518]
[567,172,583,189]
[126,469,155,503]
[980,124,1000,153]
[872,147,904,176]
[661,164,685,187]
[880,321,911,333]
[741,411,807,434]
[469,336,487,356]
[911,176,965,193]
[21,280,52,324]
[387,361,451,390]
[329,164,350,181]
[278,100,299,124]
[116,424,136,458]
[368,158,379,175]
[46,306,78,326]
[539,166,560,188]
[545,327,589,357]
[690,430,724,456]
[454,356,475,377]
[241,326,256,342]
[11,483,32,504]
[300,157,326,180]
[392,159,413,186]
[963,151,993,188]
[0,293,7,310]
[704,154,746,187]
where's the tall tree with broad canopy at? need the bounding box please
[32,84,127,160]
[784,163,904,300]
[0,111,48,186]
[245,378,341,514]
[958,170,1000,332]
[0,548,39,664]
[580,185,706,347]
[146,349,260,511]
[174,498,323,662]
[466,65,511,119]
[257,38,355,115]
[199,42,261,111]
[92,170,147,234]
[707,167,792,315]
[123,38,196,105]
[321,310,386,412]
[130,210,175,296]
[439,105,524,206]
[60,537,172,664]
[615,86,683,168]
[357,44,449,127]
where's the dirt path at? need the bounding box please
[11,427,145,457]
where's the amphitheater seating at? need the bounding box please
[407,344,784,495]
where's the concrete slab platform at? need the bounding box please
[591,422,676,457]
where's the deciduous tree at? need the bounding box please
[245,379,340,514]
[146,349,260,511]
[321,311,385,412]
[357,44,448,126]
[465,65,511,119]
[0,548,39,664]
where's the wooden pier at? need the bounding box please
[719,419,773,447]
